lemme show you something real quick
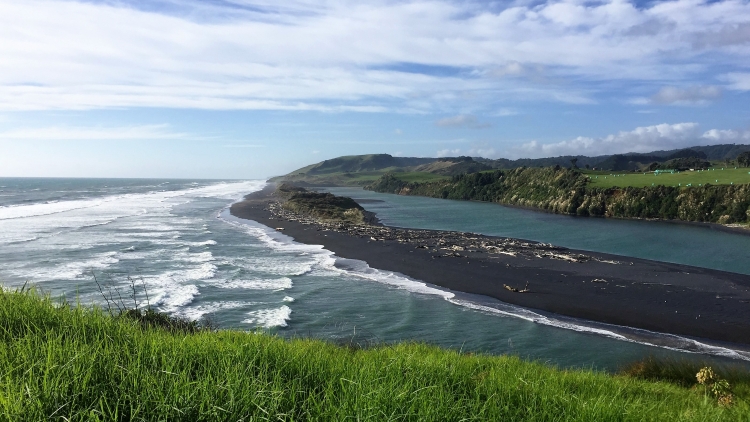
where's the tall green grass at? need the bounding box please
[1,288,748,421]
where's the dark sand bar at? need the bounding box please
[231,185,750,347]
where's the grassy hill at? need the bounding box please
[271,154,472,186]
[272,145,750,187]
[477,145,750,172]
[2,288,749,420]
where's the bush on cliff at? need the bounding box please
[366,167,750,225]
[277,184,368,224]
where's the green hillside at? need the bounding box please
[478,145,750,172]
[273,145,750,187]
[272,154,471,186]
[2,288,749,420]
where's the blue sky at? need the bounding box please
[1,0,749,179]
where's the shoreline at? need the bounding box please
[231,184,750,349]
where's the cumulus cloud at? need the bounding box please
[0,0,749,111]
[434,147,498,158]
[467,147,497,158]
[649,86,722,105]
[435,115,491,129]
[702,129,750,142]
[511,122,730,158]
[436,148,461,157]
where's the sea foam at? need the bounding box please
[242,306,292,328]
[219,208,750,361]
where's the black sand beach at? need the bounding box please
[231,185,750,347]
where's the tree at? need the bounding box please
[738,151,750,167]
[570,158,578,169]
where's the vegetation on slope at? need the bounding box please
[476,145,750,172]
[366,167,750,225]
[271,155,454,186]
[276,183,373,224]
[2,288,749,421]
[273,145,750,187]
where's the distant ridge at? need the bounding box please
[477,144,750,172]
[273,143,750,186]
[306,154,435,174]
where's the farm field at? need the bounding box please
[585,167,750,188]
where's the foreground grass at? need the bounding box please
[1,290,748,421]
[585,167,750,189]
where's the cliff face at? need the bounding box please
[366,168,750,225]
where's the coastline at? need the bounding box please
[231,184,750,348]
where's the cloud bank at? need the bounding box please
[439,123,750,159]
[514,123,750,158]
[0,0,749,112]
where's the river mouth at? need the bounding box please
[4,177,750,373]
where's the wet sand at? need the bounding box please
[231,185,750,347]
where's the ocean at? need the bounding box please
[1,177,749,371]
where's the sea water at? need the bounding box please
[1,178,748,371]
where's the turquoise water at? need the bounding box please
[327,187,750,276]
[1,178,748,373]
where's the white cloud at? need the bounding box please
[724,73,750,91]
[0,0,748,111]
[435,146,498,158]
[435,115,491,129]
[649,85,722,105]
[467,147,497,158]
[436,148,461,157]
[0,124,191,141]
[510,122,734,158]
[702,129,750,142]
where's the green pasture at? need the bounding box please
[585,167,750,189]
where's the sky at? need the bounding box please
[0,0,749,179]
